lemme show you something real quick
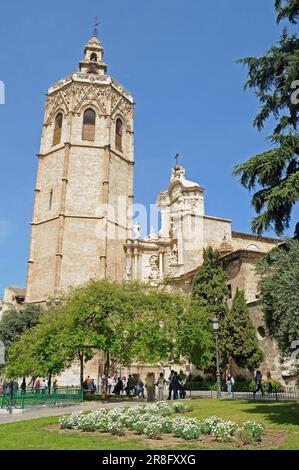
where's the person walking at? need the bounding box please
[145,372,155,402]
[167,370,174,400]
[253,370,264,397]
[225,368,234,398]
[266,371,273,395]
[156,372,166,401]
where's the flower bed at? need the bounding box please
[59,403,264,445]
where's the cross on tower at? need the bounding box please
[175,153,180,167]
[93,16,100,37]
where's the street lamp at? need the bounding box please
[212,317,222,399]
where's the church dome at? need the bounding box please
[219,236,233,254]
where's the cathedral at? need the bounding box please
[2,32,294,383]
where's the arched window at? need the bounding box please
[90,52,97,62]
[53,113,63,146]
[115,118,123,151]
[82,108,96,141]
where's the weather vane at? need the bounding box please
[93,16,100,37]
[175,153,180,167]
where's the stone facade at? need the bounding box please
[1,32,292,385]
[0,287,26,320]
[26,35,134,303]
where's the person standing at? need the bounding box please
[178,370,186,399]
[145,372,155,402]
[266,371,273,395]
[225,368,234,398]
[167,370,174,400]
[253,370,264,397]
[172,371,180,400]
[35,379,41,394]
[156,372,166,401]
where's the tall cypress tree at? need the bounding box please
[192,247,228,319]
[222,289,263,371]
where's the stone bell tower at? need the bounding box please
[26,33,134,303]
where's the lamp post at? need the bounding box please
[212,317,222,399]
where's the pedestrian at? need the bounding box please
[178,370,186,399]
[172,371,180,400]
[53,379,58,393]
[145,372,155,402]
[266,371,273,395]
[167,370,174,400]
[253,370,264,397]
[225,368,234,397]
[125,375,136,397]
[20,378,26,394]
[35,379,41,394]
[156,372,166,401]
[108,376,113,394]
[113,377,123,395]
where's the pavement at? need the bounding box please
[0,400,141,424]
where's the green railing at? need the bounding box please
[0,386,83,409]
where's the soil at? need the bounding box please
[45,424,288,450]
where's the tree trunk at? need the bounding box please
[79,352,84,387]
[102,350,110,399]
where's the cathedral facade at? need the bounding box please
[2,32,294,384]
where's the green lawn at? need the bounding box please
[0,399,298,450]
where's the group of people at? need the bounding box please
[253,370,274,396]
[167,370,187,400]
[225,368,275,397]
[0,378,59,395]
[82,376,96,392]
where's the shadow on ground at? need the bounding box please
[243,401,299,427]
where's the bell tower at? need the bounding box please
[26,33,134,303]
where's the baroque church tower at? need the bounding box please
[26,33,134,303]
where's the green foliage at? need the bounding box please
[5,307,69,379]
[222,289,263,371]
[0,304,41,361]
[192,247,228,318]
[177,302,214,370]
[234,1,299,235]
[257,240,299,356]
[275,0,299,23]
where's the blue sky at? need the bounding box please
[0,0,298,295]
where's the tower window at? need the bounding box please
[82,108,96,141]
[115,118,123,151]
[90,52,97,62]
[49,189,53,211]
[53,113,63,146]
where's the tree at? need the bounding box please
[275,0,299,23]
[257,239,299,357]
[58,280,191,394]
[0,304,41,361]
[233,1,299,235]
[221,289,263,371]
[192,247,228,319]
[5,307,69,386]
[178,302,214,370]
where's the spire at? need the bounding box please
[171,153,186,181]
[93,16,100,38]
[79,23,107,75]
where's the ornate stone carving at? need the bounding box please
[132,222,141,240]
[72,84,107,115]
[147,255,159,281]
[123,265,131,282]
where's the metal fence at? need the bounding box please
[0,386,83,410]
[186,386,299,401]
